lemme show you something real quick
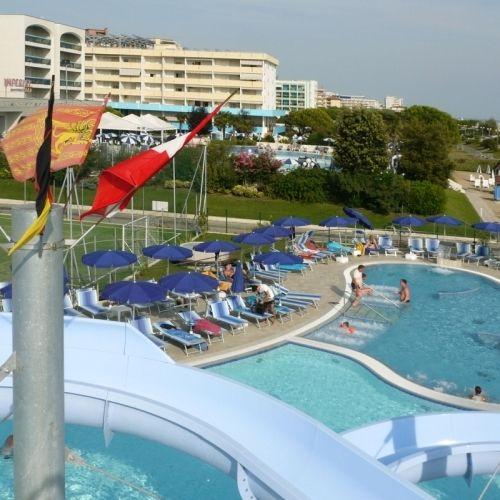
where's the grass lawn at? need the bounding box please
[450,145,498,172]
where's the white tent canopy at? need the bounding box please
[99,112,140,132]
[141,113,176,131]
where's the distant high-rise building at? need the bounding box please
[276,80,318,110]
[385,96,405,112]
[316,88,341,108]
[338,95,383,110]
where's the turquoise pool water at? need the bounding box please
[0,421,239,499]
[309,263,500,401]
[1,343,498,498]
[209,343,500,499]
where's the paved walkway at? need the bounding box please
[452,170,499,221]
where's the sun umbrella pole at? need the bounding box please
[11,205,65,499]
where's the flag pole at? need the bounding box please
[11,204,65,499]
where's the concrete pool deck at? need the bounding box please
[169,255,500,411]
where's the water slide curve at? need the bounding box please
[0,313,429,499]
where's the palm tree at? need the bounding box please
[213,111,234,139]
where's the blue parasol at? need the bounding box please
[142,244,193,273]
[343,207,374,230]
[0,283,12,299]
[472,221,500,232]
[392,215,425,227]
[253,251,303,266]
[231,262,245,294]
[101,280,165,305]
[254,225,292,239]
[233,232,274,246]
[273,216,311,227]
[427,214,463,237]
[193,240,240,253]
[426,215,463,226]
[319,215,356,242]
[82,250,137,268]
[142,244,193,261]
[159,271,219,294]
[319,216,357,227]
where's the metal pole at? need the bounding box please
[173,157,177,244]
[11,204,65,500]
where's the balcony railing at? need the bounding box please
[25,34,51,46]
[25,55,51,66]
[60,61,82,70]
[60,80,81,88]
[25,77,51,86]
[60,41,82,51]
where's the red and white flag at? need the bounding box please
[81,92,236,220]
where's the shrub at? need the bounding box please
[261,134,275,143]
[405,181,446,214]
[268,169,329,203]
[233,151,281,185]
[231,184,264,198]
[481,138,498,152]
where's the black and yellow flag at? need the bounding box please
[8,75,55,255]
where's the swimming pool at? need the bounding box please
[0,421,239,499]
[308,263,500,401]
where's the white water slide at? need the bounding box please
[0,312,474,499]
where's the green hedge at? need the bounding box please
[268,168,330,203]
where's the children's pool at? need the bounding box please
[308,263,500,401]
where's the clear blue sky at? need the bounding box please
[8,0,500,119]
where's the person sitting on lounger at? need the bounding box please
[351,265,373,306]
[340,321,356,334]
[364,236,379,255]
[399,279,411,303]
[223,263,235,281]
[471,385,487,402]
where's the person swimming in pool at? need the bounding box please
[399,279,411,303]
[340,321,356,334]
[470,386,487,402]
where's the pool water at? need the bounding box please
[0,421,239,499]
[209,343,500,499]
[309,264,500,401]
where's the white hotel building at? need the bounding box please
[0,15,284,135]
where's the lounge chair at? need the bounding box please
[465,245,490,265]
[425,238,442,259]
[131,316,168,351]
[408,237,425,257]
[1,298,12,313]
[226,295,272,328]
[208,300,248,334]
[326,241,353,256]
[154,320,208,356]
[64,294,84,317]
[75,288,109,318]
[455,242,472,260]
[274,284,321,306]
[378,236,399,256]
[177,310,224,343]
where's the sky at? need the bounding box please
[7,0,500,119]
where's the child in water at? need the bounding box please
[340,321,356,334]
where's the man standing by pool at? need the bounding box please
[399,279,411,303]
[351,265,372,306]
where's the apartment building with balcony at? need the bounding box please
[84,31,283,133]
[275,80,317,111]
[0,14,85,101]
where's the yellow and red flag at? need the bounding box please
[1,101,105,181]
